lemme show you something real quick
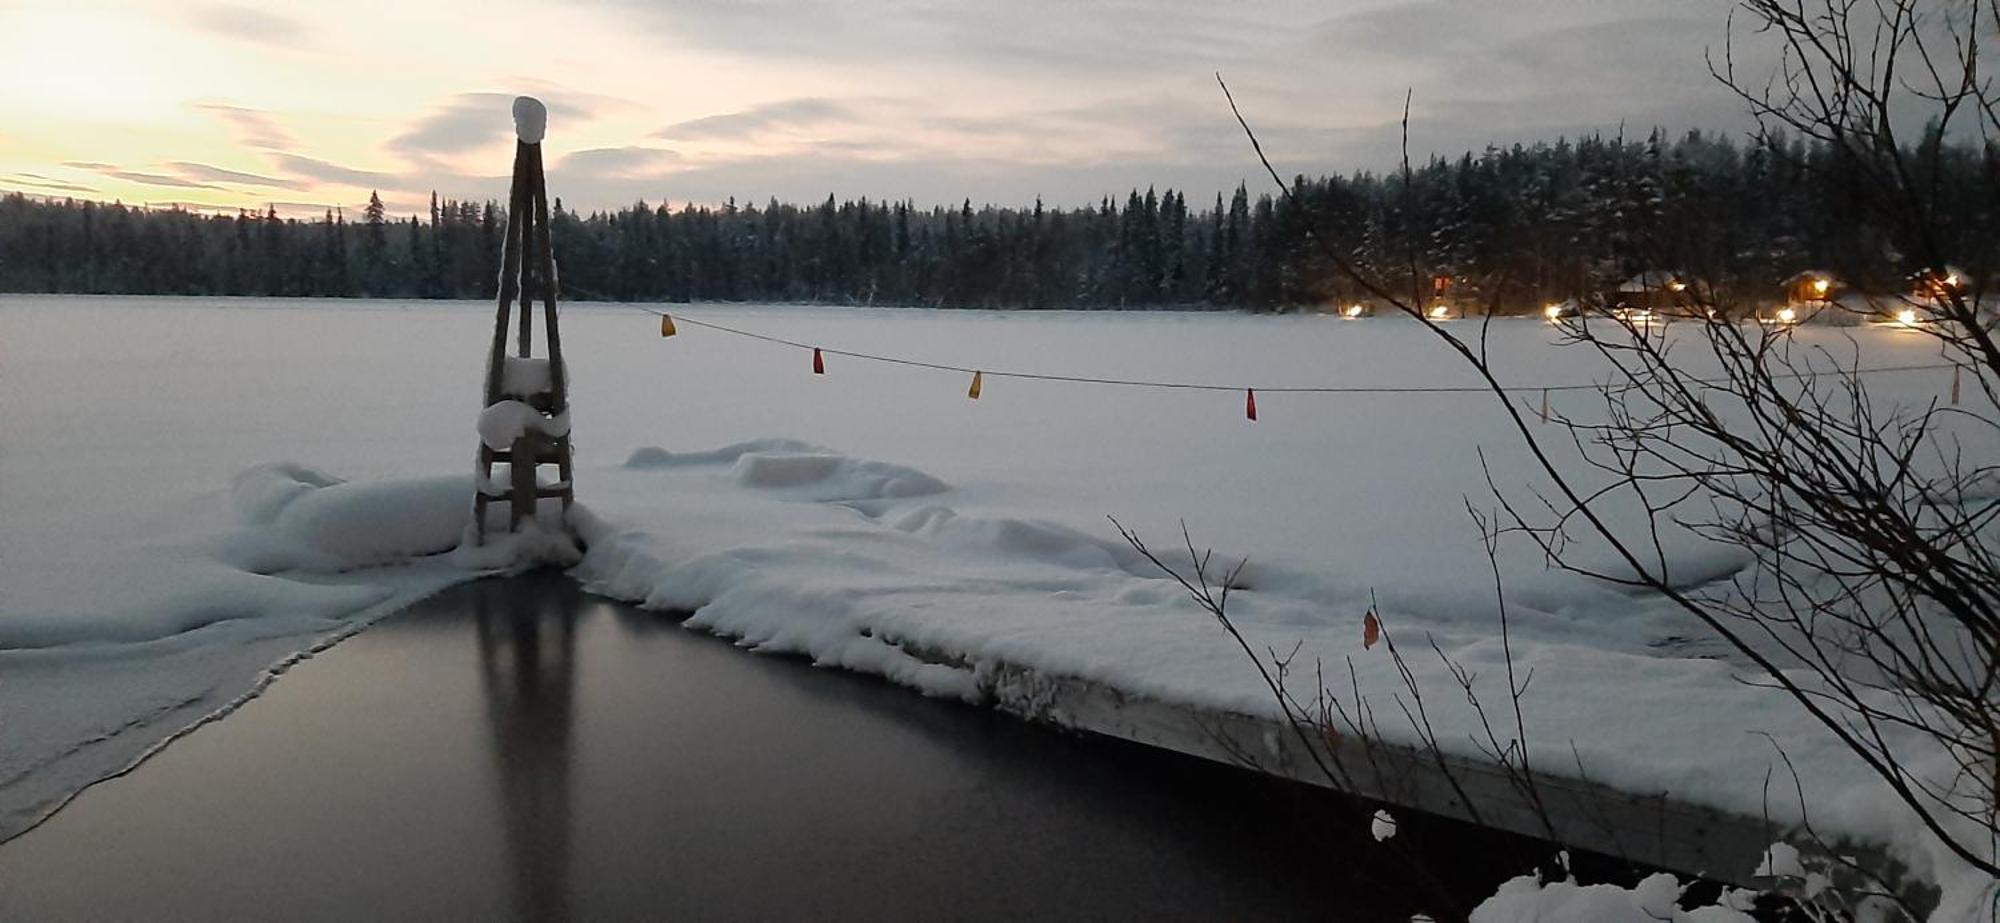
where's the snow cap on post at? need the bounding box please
[512,96,547,144]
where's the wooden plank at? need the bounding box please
[483,141,532,409]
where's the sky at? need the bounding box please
[0,0,1767,218]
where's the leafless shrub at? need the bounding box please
[1217,0,2000,900]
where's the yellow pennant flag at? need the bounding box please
[660,314,677,337]
[968,370,983,400]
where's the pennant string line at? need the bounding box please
[631,305,1965,397]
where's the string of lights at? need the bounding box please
[621,304,1966,406]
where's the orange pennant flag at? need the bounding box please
[1245,388,1258,421]
[1363,610,1381,649]
[968,370,983,399]
[812,347,825,375]
[660,314,677,337]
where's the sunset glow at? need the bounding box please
[1,0,1751,216]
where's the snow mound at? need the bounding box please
[229,462,343,524]
[623,438,828,468]
[891,506,1138,573]
[7,466,537,652]
[729,451,948,501]
[274,475,473,568]
[624,440,947,502]
[212,465,471,572]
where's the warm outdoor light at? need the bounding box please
[1543,303,1563,320]
[1777,306,1797,323]
[1344,304,1364,318]
[1897,308,1919,325]
[1668,281,1687,292]
[1813,278,1830,295]
[1947,273,1962,287]
[1429,304,1449,319]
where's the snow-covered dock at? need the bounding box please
[988,660,1771,885]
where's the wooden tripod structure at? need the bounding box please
[474,97,575,543]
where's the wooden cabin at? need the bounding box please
[1614,270,1707,318]
[1783,270,1838,305]
[1758,271,1840,324]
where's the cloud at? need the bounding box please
[602,1,1280,79]
[166,162,293,187]
[193,103,298,151]
[63,162,225,190]
[508,80,650,119]
[3,174,98,195]
[269,153,396,186]
[596,0,1768,182]
[656,98,857,140]
[110,172,224,190]
[388,93,595,159]
[554,147,681,178]
[7,1,1811,219]
[186,4,312,48]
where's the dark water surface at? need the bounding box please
[0,573,1537,921]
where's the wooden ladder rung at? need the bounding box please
[477,483,572,499]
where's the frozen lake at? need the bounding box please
[0,295,1975,898]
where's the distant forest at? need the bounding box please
[2,128,1993,312]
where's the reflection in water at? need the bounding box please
[0,572,1579,921]
[474,577,578,922]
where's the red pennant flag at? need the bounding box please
[1363,610,1381,649]
[1245,388,1258,421]
[812,347,825,375]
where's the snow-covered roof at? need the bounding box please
[1617,270,1691,293]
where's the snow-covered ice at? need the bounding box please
[0,296,1992,914]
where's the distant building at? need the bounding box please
[1614,270,1707,318]
[1761,271,1841,324]
[1783,270,1838,305]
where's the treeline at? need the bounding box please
[3,128,1993,311]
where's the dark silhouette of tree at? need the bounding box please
[3,126,1992,309]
